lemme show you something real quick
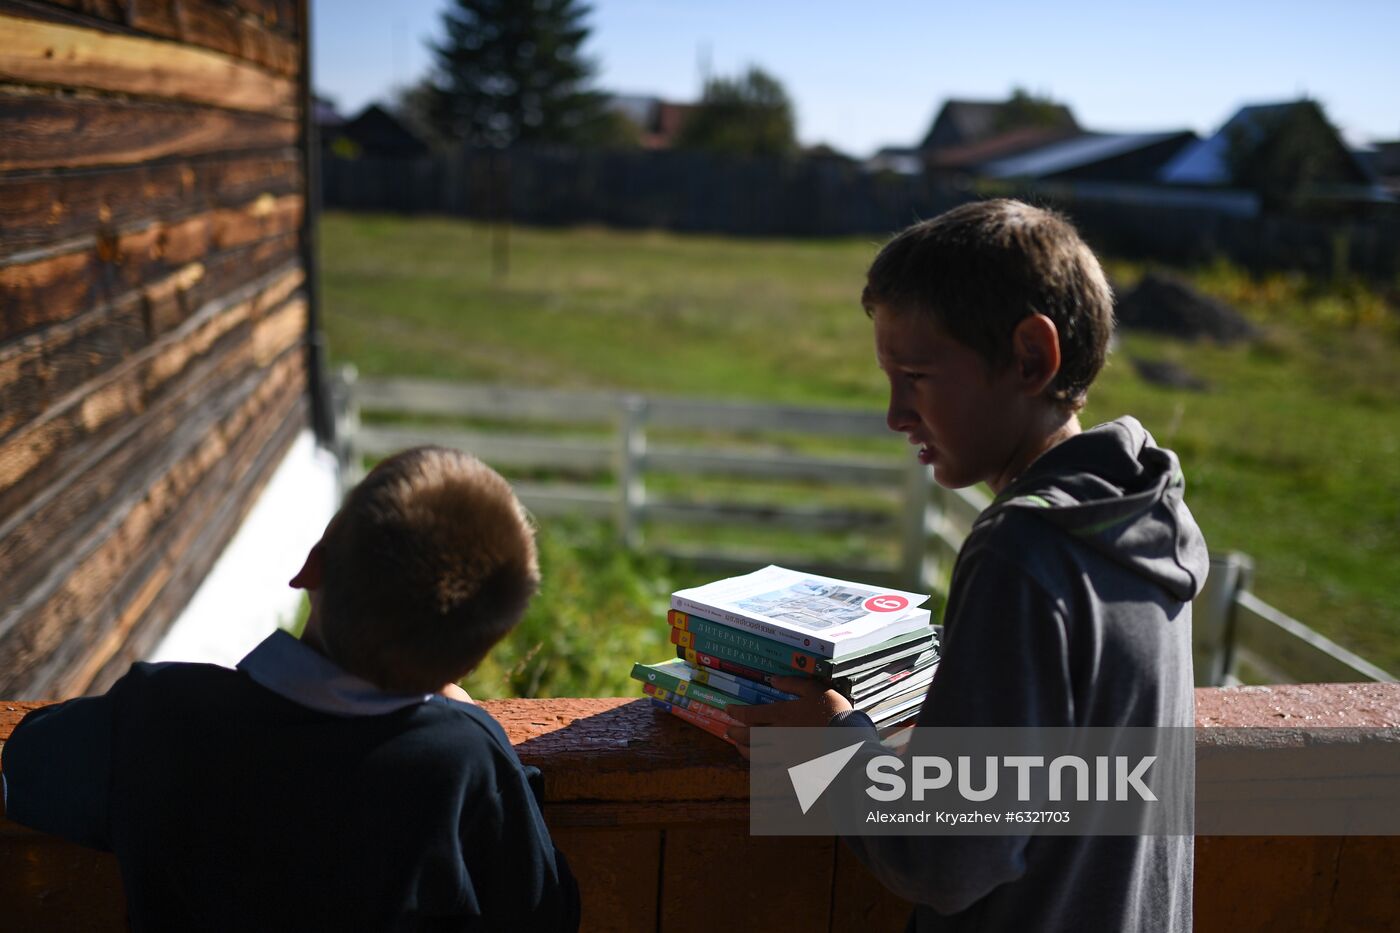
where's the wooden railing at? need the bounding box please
[4,684,1399,932]
[336,374,1396,688]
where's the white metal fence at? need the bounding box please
[334,372,1395,687]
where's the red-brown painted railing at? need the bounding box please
[3,684,1399,932]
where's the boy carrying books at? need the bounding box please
[727,200,1208,933]
[2,447,579,932]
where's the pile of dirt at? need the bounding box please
[1130,357,1210,392]
[1115,272,1260,344]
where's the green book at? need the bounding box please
[630,659,749,711]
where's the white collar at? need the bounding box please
[236,630,432,716]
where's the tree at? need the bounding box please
[995,87,1073,132]
[1225,101,1360,210]
[426,0,609,148]
[675,66,797,157]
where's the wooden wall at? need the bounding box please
[0,0,314,698]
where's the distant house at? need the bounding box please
[324,104,429,159]
[914,96,1083,180]
[923,125,1082,179]
[865,146,923,175]
[1357,141,1400,195]
[608,94,696,149]
[919,97,1080,151]
[978,130,1198,184]
[1159,101,1381,199]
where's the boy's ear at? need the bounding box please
[289,542,325,591]
[1010,313,1062,396]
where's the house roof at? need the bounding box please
[920,98,1079,151]
[337,104,427,158]
[979,131,1196,179]
[1159,101,1377,187]
[924,126,1079,170]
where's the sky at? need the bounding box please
[311,0,1400,157]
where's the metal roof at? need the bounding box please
[979,131,1193,179]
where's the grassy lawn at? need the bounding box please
[320,212,1400,692]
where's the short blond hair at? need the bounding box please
[319,447,539,692]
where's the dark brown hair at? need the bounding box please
[318,446,539,692]
[862,199,1114,411]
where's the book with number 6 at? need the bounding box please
[669,565,933,658]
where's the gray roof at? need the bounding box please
[980,132,1193,179]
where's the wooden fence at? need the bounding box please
[337,373,1396,687]
[322,148,1400,279]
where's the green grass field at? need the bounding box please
[319,212,1400,694]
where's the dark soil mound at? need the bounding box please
[1116,272,1260,343]
[1130,357,1210,392]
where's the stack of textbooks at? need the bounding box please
[631,565,940,743]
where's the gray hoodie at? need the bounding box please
[837,416,1208,932]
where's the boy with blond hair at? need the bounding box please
[3,446,579,932]
[729,200,1207,932]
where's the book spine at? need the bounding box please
[681,647,784,686]
[630,663,747,711]
[685,663,796,703]
[642,683,741,726]
[679,631,835,678]
[670,593,838,656]
[669,610,824,673]
[650,698,735,744]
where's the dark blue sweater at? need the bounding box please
[3,661,579,932]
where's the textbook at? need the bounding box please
[630,660,748,712]
[650,698,735,744]
[641,683,742,727]
[670,621,822,674]
[680,646,789,686]
[836,648,941,699]
[684,663,797,705]
[670,565,932,658]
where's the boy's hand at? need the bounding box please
[725,676,852,760]
[440,682,475,704]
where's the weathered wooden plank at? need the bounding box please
[0,343,305,696]
[1,201,300,342]
[646,396,889,438]
[355,424,615,473]
[352,378,893,438]
[48,376,304,697]
[644,446,899,485]
[510,483,617,520]
[0,241,300,441]
[0,276,304,612]
[72,384,306,695]
[644,499,895,533]
[27,0,300,75]
[354,377,627,424]
[0,152,301,254]
[0,263,305,532]
[0,89,298,172]
[0,13,296,115]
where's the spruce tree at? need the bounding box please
[427,0,607,148]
